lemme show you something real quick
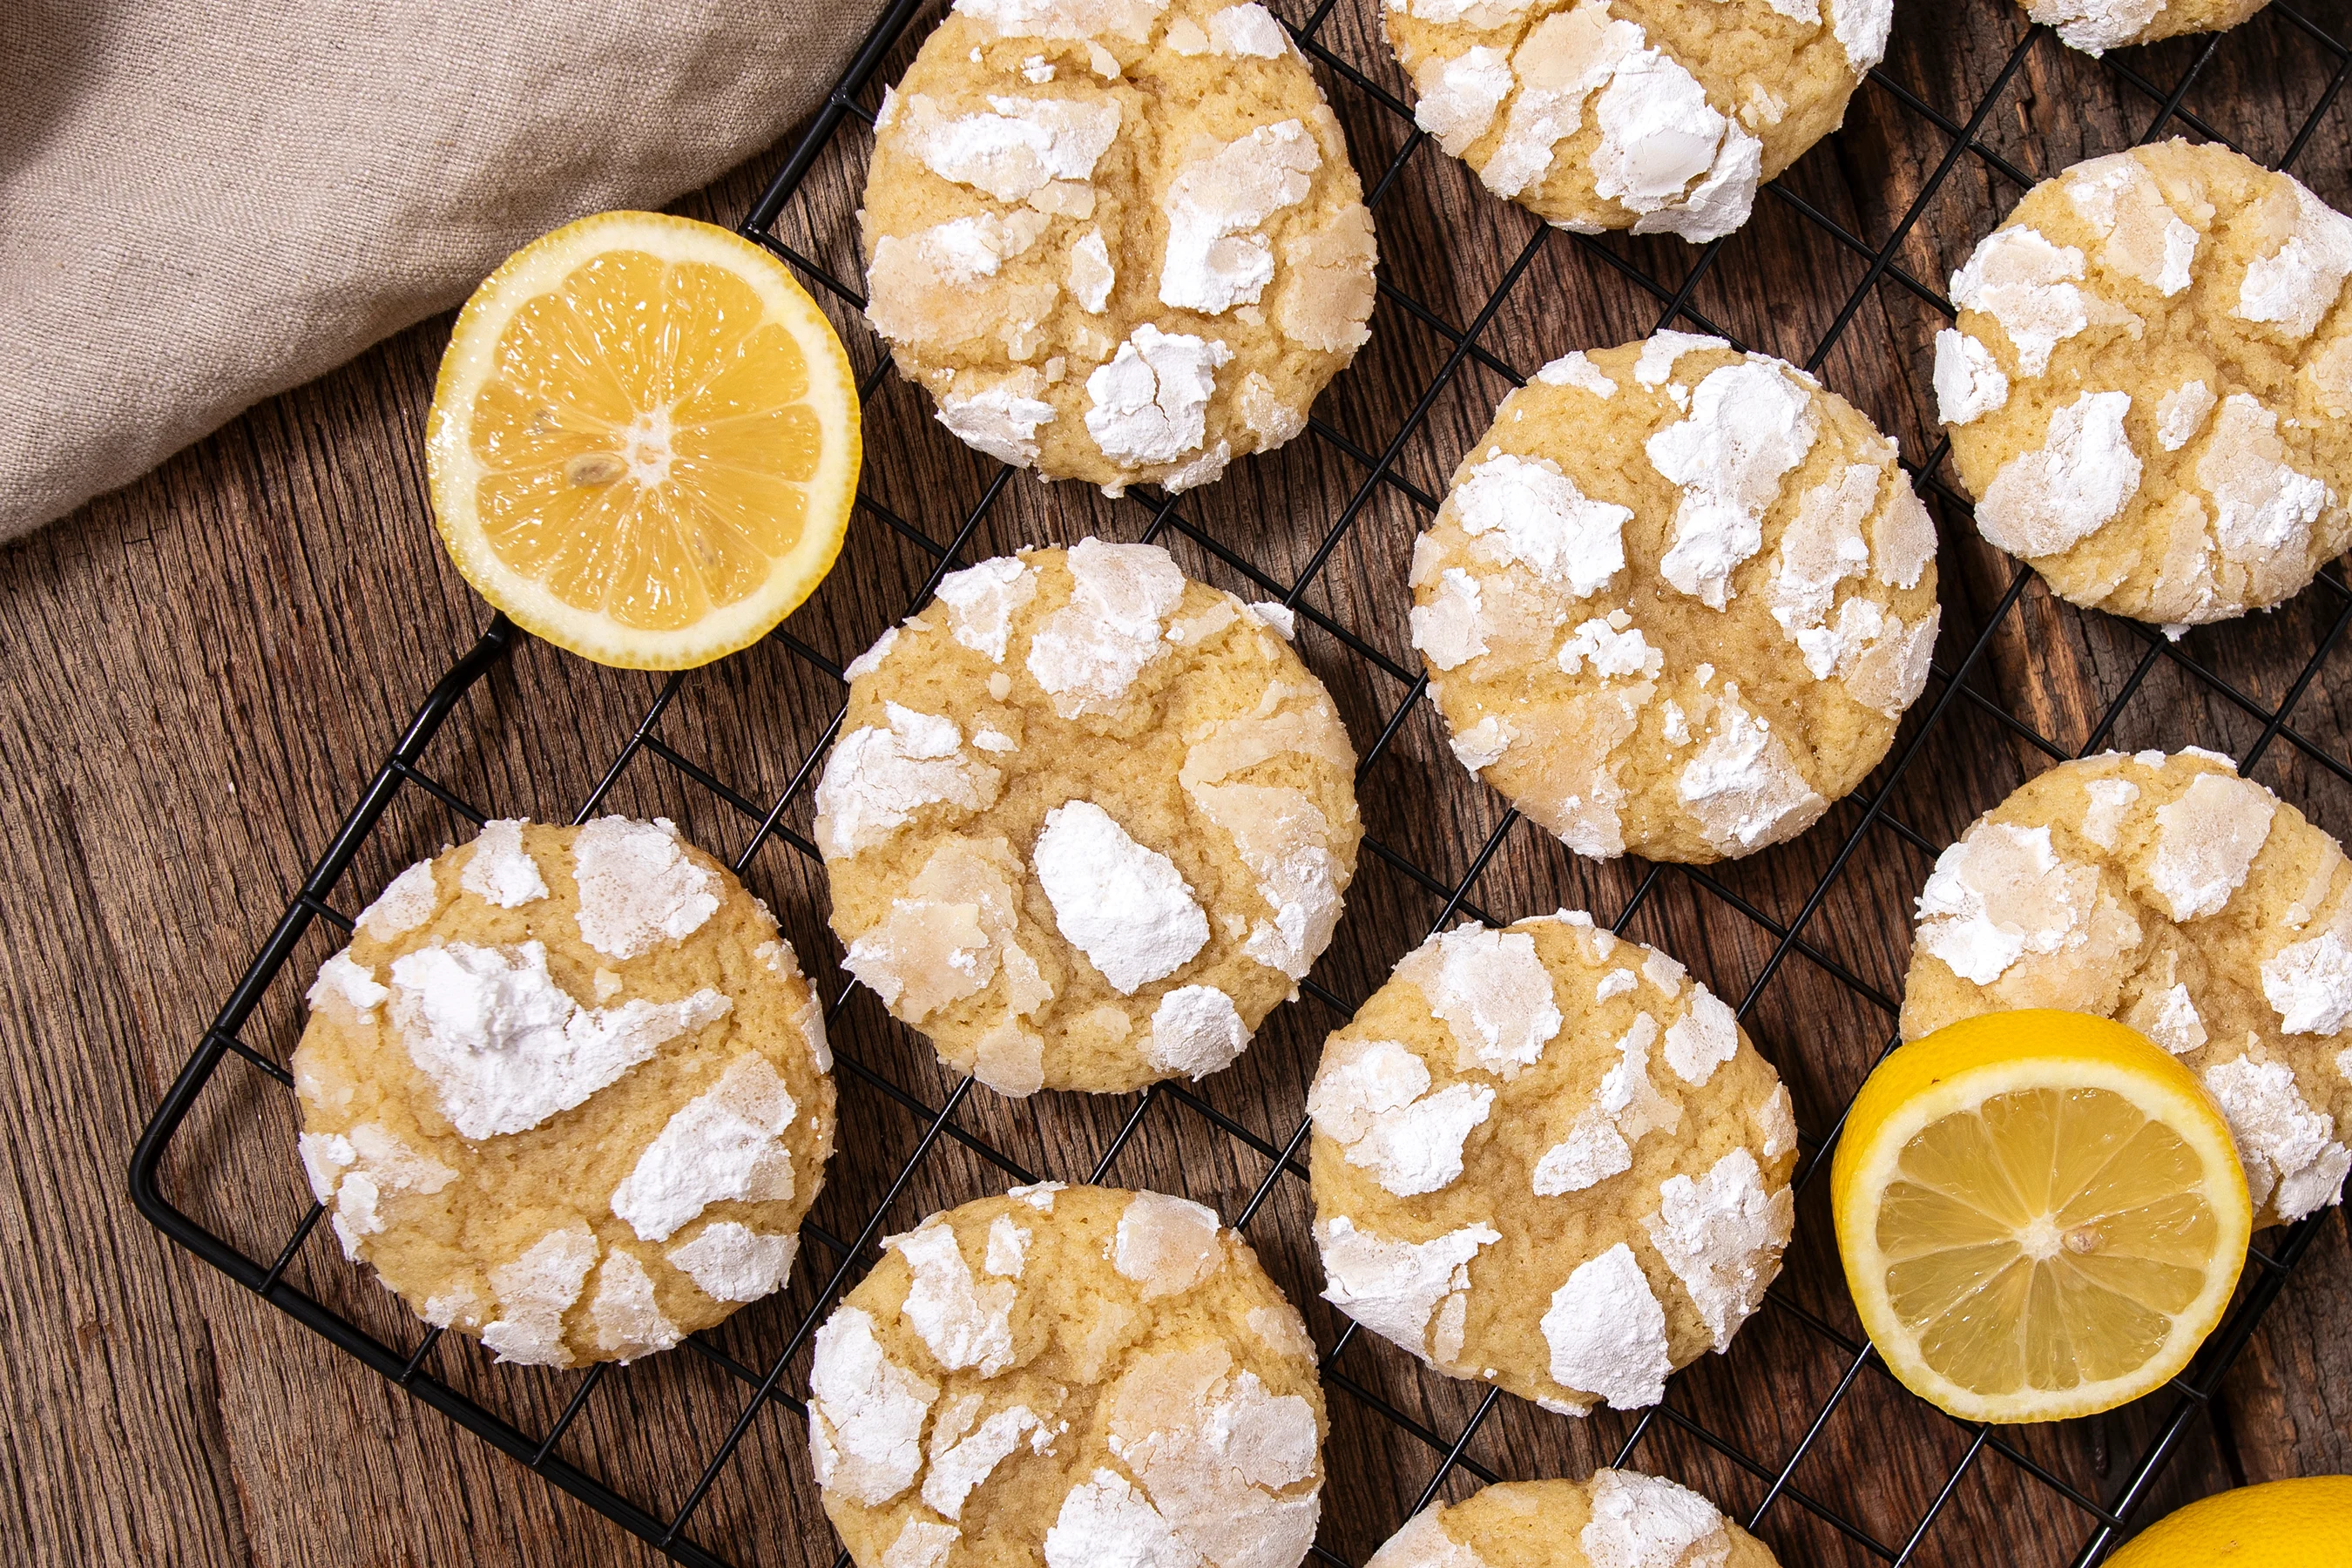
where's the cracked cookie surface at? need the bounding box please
[808,1184,1326,1568]
[1386,0,1891,241]
[1308,911,1794,1415]
[862,0,1376,494]
[1412,335,1940,864]
[1901,747,2352,1227]
[819,540,1361,1095]
[293,817,835,1367]
[1936,140,2352,629]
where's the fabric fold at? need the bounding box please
[0,0,861,535]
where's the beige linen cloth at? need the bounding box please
[0,0,862,537]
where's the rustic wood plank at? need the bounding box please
[4,1,2351,1564]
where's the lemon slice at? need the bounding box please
[1831,1010,2250,1423]
[425,212,860,668]
[2108,1476,2352,1566]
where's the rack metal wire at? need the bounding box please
[131,0,2352,1564]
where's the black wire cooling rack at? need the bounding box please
[132,0,2352,1564]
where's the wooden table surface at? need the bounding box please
[10,1,2352,1563]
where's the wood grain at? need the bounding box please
[5,2,2352,1564]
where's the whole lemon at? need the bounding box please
[2107,1476,2352,1565]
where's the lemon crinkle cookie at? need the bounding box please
[817,539,1362,1095]
[292,817,836,1367]
[1411,335,1939,864]
[1387,0,1891,243]
[1935,140,2352,630]
[2018,0,2268,57]
[862,0,1377,494]
[1902,747,2352,1227]
[1308,911,1795,1414]
[807,1184,1326,1568]
[1367,1474,1782,1568]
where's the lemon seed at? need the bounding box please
[565,452,627,486]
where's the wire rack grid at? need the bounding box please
[130,0,2352,1565]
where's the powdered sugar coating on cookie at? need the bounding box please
[863,0,1375,493]
[609,1053,801,1242]
[1583,1469,1744,1568]
[2021,0,2272,57]
[1938,141,2352,628]
[389,939,733,1140]
[1414,336,1939,864]
[812,1186,1326,1568]
[357,859,439,941]
[1541,1242,1671,1409]
[1310,911,1795,1412]
[817,706,1008,859]
[1366,1474,1780,1568]
[1315,1215,1500,1367]
[1027,538,1187,715]
[668,1220,800,1303]
[571,815,724,959]
[291,818,836,1367]
[821,542,1360,1094]
[1903,748,2352,1226]
[1388,0,1882,243]
[461,818,551,908]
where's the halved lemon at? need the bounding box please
[2107,1476,2352,1566]
[425,211,860,668]
[1831,1010,2250,1423]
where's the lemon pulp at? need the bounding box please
[428,212,859,669]
[1832,1010,2250,1422]
[1879,1085,2221,1397]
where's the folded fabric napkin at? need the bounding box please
[0,0,861,537]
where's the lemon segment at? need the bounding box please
[1832,1010,2251,1423]
[2107,1475,2352,1566]
[426,211,860,669]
